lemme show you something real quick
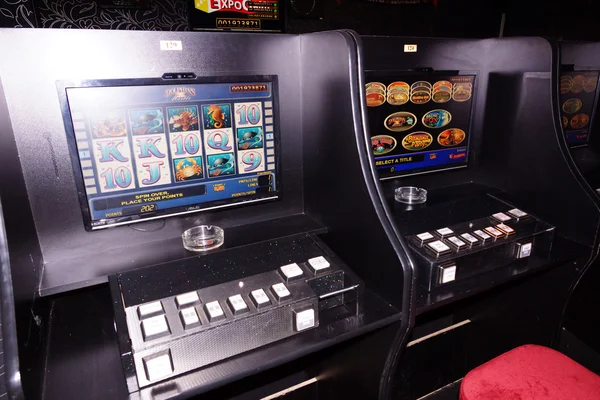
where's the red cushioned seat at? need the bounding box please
[460,345,600,400]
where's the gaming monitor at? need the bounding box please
[365,72,476,179]
[58,76,281,230]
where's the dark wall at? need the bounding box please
[0,0,188,30]
[2,0,598,40]
[3,0,600,41]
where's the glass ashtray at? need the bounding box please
[395,186,427,204]
[182,225,224,252]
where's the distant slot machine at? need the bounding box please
[559,69,600,147]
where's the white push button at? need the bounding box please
[436,227,454,237]
[138,301,163,319]
[460,233,479,246]
[141,315,170,340]
[446,236,466,251]
[205,301,225,322]
[426,240,451,257]
[484,226,504,238]
[439,265,457,284]
[271,283,291,301]
[508,208,528,219]
[492,212,511,222]
[179,307,200,329]
[416,232,434,241]
[176,291,199,308]
[496,223,516,235]
[516,242,533,258]
[473,229,491,243]
[308,256,330,273]
[250,289,271,309]
[279,263,304,281]
[143,352,173,382]
[227,294,249,315]
[294,309,315,331]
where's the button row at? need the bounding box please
[422,223,518,257]
[278,257,331,282]
[139,256,331,321]
[138,282,293,341]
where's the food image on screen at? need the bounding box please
[366,82,387,106]
[366,73,475,179]
[372,135,397,155]
[585,77,598,92]
[61,79,280,230]
[388,91,409,105]
[570,114,590,130]
[367,92,386,107]
[560,70,599,147]
[422,109,452,129]
[384,112,417,132]
[562,98,583,114]
[402,132,433,151]
[438,128,466,147]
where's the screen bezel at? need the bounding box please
[365,70,478,180]
[56,75,282,231]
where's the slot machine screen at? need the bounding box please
[58,76,281,230]
[365,73,476,179]
[559,70,600,147]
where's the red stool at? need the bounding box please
[460,345,600,400]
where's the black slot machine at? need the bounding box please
[354,34,600,398]
[559,42,600,191]
[0,29,408,400]
[556,41,600,373]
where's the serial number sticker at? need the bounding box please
[216,18,261,29]
[160,40,182,51]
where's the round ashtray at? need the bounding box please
[182,225,224,252]
[395,186,427,204]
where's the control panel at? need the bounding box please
[407,208,555,291]
[110,235,362,393]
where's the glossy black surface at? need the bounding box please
[118,234,331,306]
[42,214,326,296]
[42,282,398,400]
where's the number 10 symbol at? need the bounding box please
[242,152,262,172]
[236,104,261,125]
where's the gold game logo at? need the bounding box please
[165,87,197,101]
